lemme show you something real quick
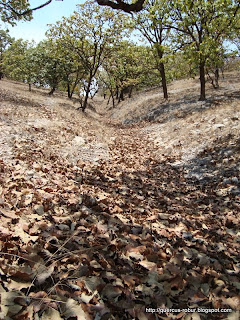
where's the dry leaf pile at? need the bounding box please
[0,80,239,320]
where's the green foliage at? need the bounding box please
[166,52,197,80]
[169,0,239,99]
[47,0,127,109]
[0,29,13,54]
[2,38,65,92]
[99,40,160,105]
[2,39,36,84]
[0,29,14,79]
[33,40,67,93]
[0,0,32,25]
[132,0,174,99]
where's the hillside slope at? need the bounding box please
[0,76,239,320]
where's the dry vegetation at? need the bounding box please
[0,73,239,320]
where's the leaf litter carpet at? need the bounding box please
[0,81,239,320]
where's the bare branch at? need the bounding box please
[96,0,146,13]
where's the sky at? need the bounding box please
[6,0,84,43]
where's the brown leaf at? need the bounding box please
[139,260,157,271]
[101,284,122,300]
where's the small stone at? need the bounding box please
[182,232,193,240]
[34,204,45,215]
[57,224,70,231]
[228,187,240,196]
[75,175,83,183]
[213,123,225,130]
[223,178,231,185]
[231,177,239,184]
[73,136,86,145]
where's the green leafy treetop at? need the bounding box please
[47,0,127,111]
[169,0,240,100]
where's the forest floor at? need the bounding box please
[0,73,239,320]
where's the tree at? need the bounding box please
[0,0,54,25]
[47,0,126,111]
[33,40,68,95]
[2,39,37,89]
[46,37,86,99]
[169,0,239,100]
[0,29,13,79]
[133,0,172,99]
[99,41,159,106]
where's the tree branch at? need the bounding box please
[8,0,54,19]
[96,0,146,13]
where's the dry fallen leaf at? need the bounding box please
[64,299,89,320]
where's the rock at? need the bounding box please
[223,178,231,185]
[228,187,240,196]
[73,136,86,145]
[34,204,45,215]
[74,175,83,183]
[182,232,193,240]
[213,123,225,130]
[57,224,70,231]
[231,177,239,184]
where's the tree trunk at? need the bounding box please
[67,83,71,98]
[118,89,124,103]
[115,87,119,99]
[128,86,133,98]
[28,83,32,91]
[49,87,56,95]
[69,77,80,99]
[156,47,168,100]
[159,62,168,99]
[199,62,206,101]
[107,94,111,105]
[82,80,92,112]
[214,68,219,88]
[111,89,115,107]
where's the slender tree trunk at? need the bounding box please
[118,89,124,103]
[214,68,219,88]
[128,86,133,98]
[221,66,224,79]
[115,86,119,99]
[69,74,81,99]
[49,87,56,95]
[110,89,115,107]
[67,83,71,98]
[199,62,206,101]
[107,94,111,105]
[82,80,92,112]
[156,47,168,100]
[159,62,168,99]
[28,83,32,91]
